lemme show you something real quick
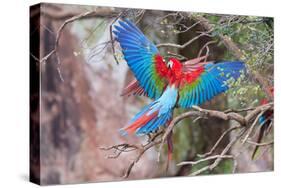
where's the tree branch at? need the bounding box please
[197,125,241,158]
[39,8,121,81]
[185,13,273,100]
[246,140,274,146]
[189,128,246,176]
[177,155,234,166]
[156,31,212,49]
[102,103,273,178]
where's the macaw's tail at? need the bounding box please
[120,101,173,135]
[120,86,178,135]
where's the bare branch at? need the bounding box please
[158,103,273,162]
[156,31,212,49]
[190,128,246,176]
[122,139,161,178]
[246,140,274,146]
[101,102,273,178]
[224,107,256,113]
[197,125,241,158]
[242,111,264,144]
[40,4,119,20]
[197,40,217,58]
[177,155,234,166]
[135,10,146,24]
[185,13,273,100]
[174,21,202,34]
[40,8,121,81]
[101,131,163,178]
[110,12,124,65]
[165,51,188,61]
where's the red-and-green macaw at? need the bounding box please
[252,87,273,160]
[113,19,245,158]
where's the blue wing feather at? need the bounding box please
[114,19,167,99]
[178,61,245,108]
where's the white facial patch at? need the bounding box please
[167,60,173,68]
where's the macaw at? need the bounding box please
[252,87,273,160]
[113,19,245,159]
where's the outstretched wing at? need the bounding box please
[113,19,168,99]
[178,61,245,108]
[121,55,209,97]
[182,55,209,73]
[121,78,147,97]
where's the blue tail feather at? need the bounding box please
[120,86,178,136]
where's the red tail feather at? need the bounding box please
[121,79,146,96]
[123,111,158,134]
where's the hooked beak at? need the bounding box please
[167,61,173,69]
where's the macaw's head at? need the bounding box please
[166,58,183,86]
[167,58,182,73]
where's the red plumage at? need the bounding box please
[155,54,169,78]
[121,79,147,96]
[121,111,158,134]
[122,56,207,96]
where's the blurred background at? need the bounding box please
[30,3,273,185]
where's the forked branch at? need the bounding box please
[101,103,273,178]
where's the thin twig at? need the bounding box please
[156,30,212,49]
[190,128,246,176]
[165,51,188,61]
[110,11,126,65]
[158,103,272,162]
[246,140,274,146]
[242,111,264,144]
[197,40,217,58]
[40,9,121,81]
[123,139,161,178]
[186,13,273,100]
[102,103,273,178]
[135,10,146,24]
[177,155,234,166]
[197,125,241,158]
[224,107,256,113]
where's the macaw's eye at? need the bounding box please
[167,60,173,68]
